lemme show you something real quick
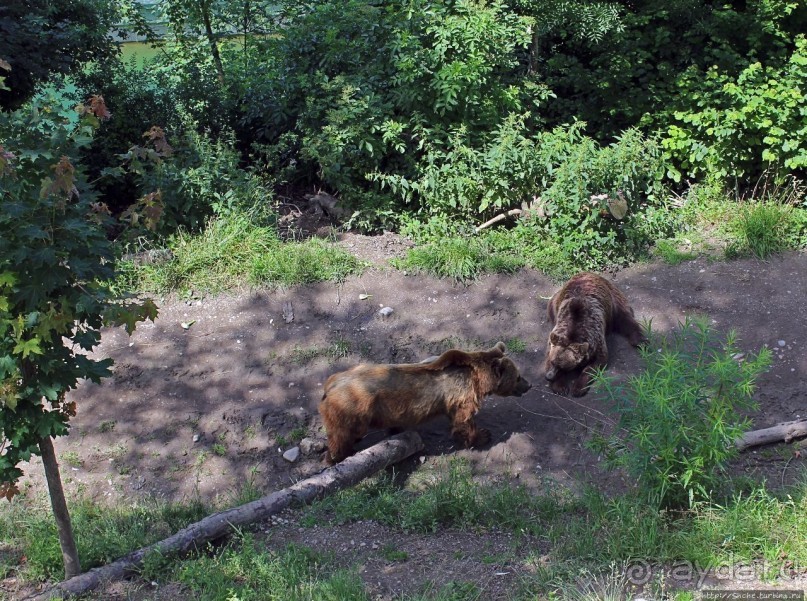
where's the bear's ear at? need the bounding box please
[484,342,505,359]
[549,331,560,345]
[491,357,505,378]
[573,342,590,356]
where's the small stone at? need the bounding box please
[379,307,394,317]
[300,437,325,455]
[778,340,786,347]
[192,434,200,443]
[282,447,300,462]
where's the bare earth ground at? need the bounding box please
[6,233,807,600]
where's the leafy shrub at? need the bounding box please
[114,124,275,237]
[77,59,178,214]
[373,112,546,216]
[662,35,807,182]
[590,317,771,508]
[386,122,671,271]
[534,125,672,270]
[389,0,534,127]
[536,0,803,142]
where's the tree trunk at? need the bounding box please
[200,0,225,85]
[27,431,424,600]
[39,436,81,579]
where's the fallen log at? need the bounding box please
[27,431,424,601]
[474,209,522,233]
[736,419,807,451]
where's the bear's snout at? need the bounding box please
[513,377,532,396]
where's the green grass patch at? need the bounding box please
[380,544,409,562]
[172,535,367,601]
[0,495,208,581]
[403,581,481,600]
[117,212,365,295]
[653,239,698,265]
[2,461,805,595]
[289,338,352,365]
[393,236,523,283]
[658,176,807,262]
[727,200,803,259]
[251,238,365,288]
[303,458,807,573]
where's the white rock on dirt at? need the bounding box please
[282,447,301,462]
[379,307,394,317]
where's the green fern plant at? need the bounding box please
[590,317,771,508]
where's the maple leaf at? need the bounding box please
[143,126,173,156]
[88,201,112,225]
[89,95,111,119]
[45,156,76,200]
[90,202,111,215]
[0,482,20,502]
[141,190,164,230]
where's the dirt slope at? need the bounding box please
[10,236,807,599]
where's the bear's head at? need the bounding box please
[491,356,532,397]
[544,331,590,381]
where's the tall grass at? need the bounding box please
[393,236,523,283]
[728,200,799,259]
[0,495,207,581]
[117,211,365,294]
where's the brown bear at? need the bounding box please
[544,272,645,397]
[319,342,531,464]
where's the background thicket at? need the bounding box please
[64,0,805,269]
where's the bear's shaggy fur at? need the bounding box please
[544,272,645,397]
[319,342,531,464]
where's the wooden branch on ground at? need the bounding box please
[736,419,807,452]
[475,209,522,233]
[27,432,424,601]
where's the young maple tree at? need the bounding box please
[0,64,157,578]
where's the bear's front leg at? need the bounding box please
[571,348,608,397]
[450,405,491,448]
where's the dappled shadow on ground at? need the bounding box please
[16,247,807,509]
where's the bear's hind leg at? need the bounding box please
[613,305,646,347]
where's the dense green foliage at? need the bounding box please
[0,0,118,110]
[83,0,805,274]
[590,318,772,508]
